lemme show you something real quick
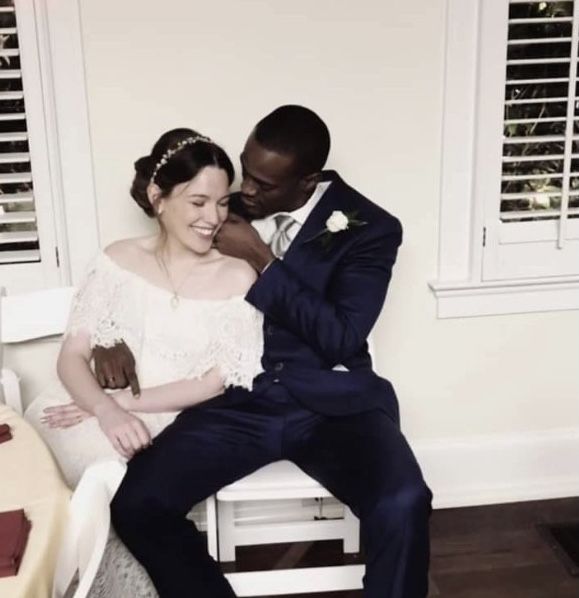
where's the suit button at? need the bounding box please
[274,362,284,372]
[273,378,280,383]
[266,326,274,336]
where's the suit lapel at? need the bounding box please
[283,171,354,265]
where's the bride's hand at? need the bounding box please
[41,403,92,428]
[94,400,151,459]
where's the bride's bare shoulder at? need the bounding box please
[103,236,156,269]
[216,255,257,295]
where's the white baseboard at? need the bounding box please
[190,427,579,530]
[413,427,579,509]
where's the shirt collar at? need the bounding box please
[257,180,332,226]
[288,180,331,225]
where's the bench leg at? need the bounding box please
[217,500,237,562]
[343,506,360,553]
[205,496,218,560]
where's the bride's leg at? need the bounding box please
[25,387,123,487]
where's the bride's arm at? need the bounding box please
[112,368,225,413]
[56,332,151,457]
[57,332,113,412]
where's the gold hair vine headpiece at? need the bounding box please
[149,135,212,184]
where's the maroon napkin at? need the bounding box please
[0,509,32,577]
[0,423,12,444]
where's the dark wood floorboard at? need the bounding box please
[221,497,579,597]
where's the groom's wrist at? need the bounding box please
[250,245,275,273]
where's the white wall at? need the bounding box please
[6,0,579,506]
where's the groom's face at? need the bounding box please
[239,133,308,219]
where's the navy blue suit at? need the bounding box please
[112,171,431,597]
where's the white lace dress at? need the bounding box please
[25,251,264,598]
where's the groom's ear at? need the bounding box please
[300,172,321,195]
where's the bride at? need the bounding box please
[25,128,263,597]
[27,127,263,482]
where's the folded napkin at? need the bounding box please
[0,509,31,577]
[0,423,12,445]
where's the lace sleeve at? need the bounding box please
[210,299,264,390]
[66,253,132,349]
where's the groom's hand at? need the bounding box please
[215,213,274,273]
[93,341,141,397]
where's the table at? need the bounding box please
[0,404,70,598]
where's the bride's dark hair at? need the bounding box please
[130,128,235,217]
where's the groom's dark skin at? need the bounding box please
[94,131,319,394]
[93,341,141,396]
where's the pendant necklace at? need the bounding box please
[155,249,197,309]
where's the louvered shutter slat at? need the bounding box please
[502,173,564,181]
[502,191,563,199]
[0,69,21,79]
[509,17,573,24]
[504,134,568,143]
[505,97,569,104]
[501,208,579,221]
[508,37,573,45]
[0,132,28,142]
[0,113,27,121]
[0,91,24,100]
[0,230,38,244]
[506,77,569,84]
[0,211,36,224]
[504,117,568,124]
[0,250,40,264]
[507,58,571,64]
[502,153,565,162]
[0,152,29,163]
[0,191,33,204]
[0,172,32,184]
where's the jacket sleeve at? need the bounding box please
[245,219,402,365]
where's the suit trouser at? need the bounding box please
[111,385,432,598]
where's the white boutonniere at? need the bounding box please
[306,210,367,250]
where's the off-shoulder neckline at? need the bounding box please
[97,251,248,304]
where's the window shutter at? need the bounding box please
[483,0,579,280]
[0,0,62,292]
[0,0,39,264]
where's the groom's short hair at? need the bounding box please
[254,105,331,176]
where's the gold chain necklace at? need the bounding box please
[155,249,198,309]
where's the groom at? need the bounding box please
[108,105,432,597]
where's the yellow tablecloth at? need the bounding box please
[0,404,70,598]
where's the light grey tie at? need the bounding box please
[269,214,297,258]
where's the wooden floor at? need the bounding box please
[224,497,579,598]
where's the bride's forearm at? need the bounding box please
[117,368,225,413]
[56,333,115,416]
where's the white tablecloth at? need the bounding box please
[0,404,70,598]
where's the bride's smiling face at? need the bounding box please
[153,166,230,254]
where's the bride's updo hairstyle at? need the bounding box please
[131,128,235,217]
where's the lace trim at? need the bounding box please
[67,253,142,350]
[183,300,264,389]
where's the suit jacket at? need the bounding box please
[228,171,402,423]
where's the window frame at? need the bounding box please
[430,0,579,318]
[2,0,99,292]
